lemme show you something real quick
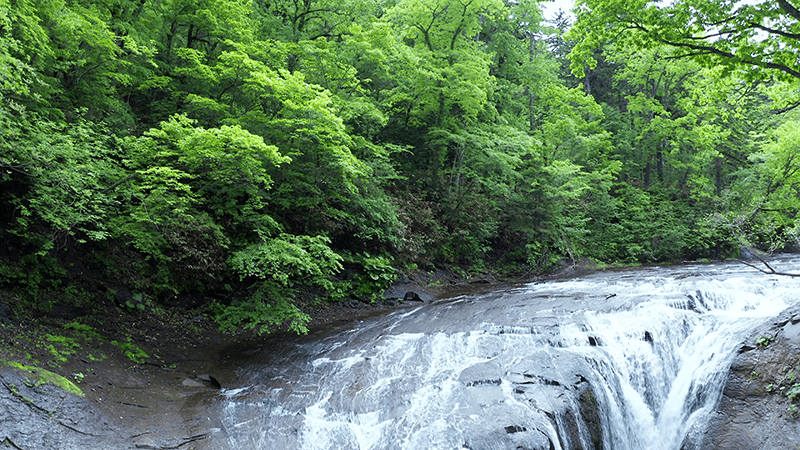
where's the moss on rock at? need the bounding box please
[1,359,84,397]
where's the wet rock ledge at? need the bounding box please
[687,304,800,450]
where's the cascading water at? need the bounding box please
[218,257,800,450]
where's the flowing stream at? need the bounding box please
[218,257,800,450]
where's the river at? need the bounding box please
[217,257,800,449]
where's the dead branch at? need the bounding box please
[737,256,800,277]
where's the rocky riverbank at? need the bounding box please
[0,272,460,449]
[0,306,243,450]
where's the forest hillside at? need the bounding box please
[2,0,800,333]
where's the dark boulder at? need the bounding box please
[403,291,424,302]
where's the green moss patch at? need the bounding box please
[1,360,84,397]
[111,339,149,364]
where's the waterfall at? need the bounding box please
[219,258,800,450]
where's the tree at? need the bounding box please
[6,0,795,335]
[109,115,289,290]
[0,0,51,109]
[604,45,729,193]
[481,0,558,131]
[253,0,383,43]
[722,117,800,252]
[0,114,124,252]
[568,0,800,111]
[382,0,501,130]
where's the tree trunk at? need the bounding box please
[656,151,664,183]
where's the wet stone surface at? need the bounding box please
[0,367,127,449]
[690,304,800,450]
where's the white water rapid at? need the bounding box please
[219,257,800,450]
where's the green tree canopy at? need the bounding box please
[568,0,800,111]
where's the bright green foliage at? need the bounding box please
[172,40,396,247]
[723,118,800,251]
[133,115,288,231]
[109,115,290,290]
[3,0,800,335]
[541,159,619,262]
[223,233,343,333]
[141,0,254,62]
[0,0,53,109]
[215,288,312,335]
[255,0,382,42]
[538,83,612,167]
[603,46,728,196]
[39,2,124,106]
[751,121,800,216]
[229,234,343,291]
[757,336,775,348]
[383,0,501,129]
[387,0,503,52]
[580,183,722,263]
[423,126,518,264]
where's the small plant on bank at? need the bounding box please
[214,283,311,335]
[86,352,106,362]
[220,233,342,333]
[120,291,147,312]
[757,335,775,348]
[338,252,397,303]
[62,322,95,334]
